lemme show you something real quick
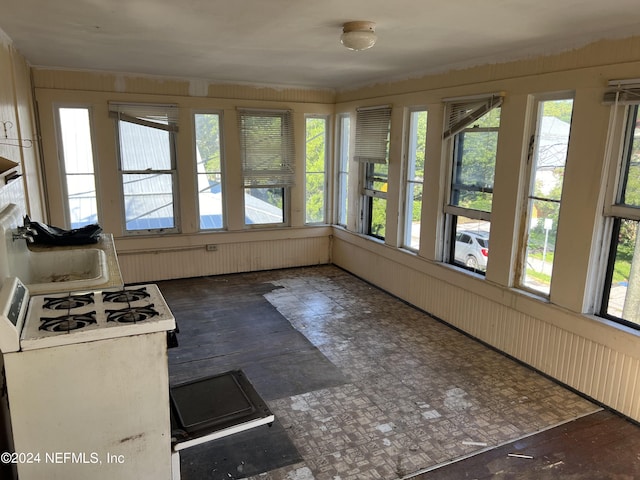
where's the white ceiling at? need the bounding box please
[1,0,640,91]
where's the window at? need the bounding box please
[520,96,574,294]
[443,94,502,273]
[336,114,350,227]
[403,109,427,250]
[305,116,328,224]
[600,84,640,329]
[363,162,388,238]
[238,109,294,226]
[56,107,99,228]
[355,105,392,240]
[195,112,224,230]
[110,103,178,234]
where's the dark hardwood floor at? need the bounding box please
[412,410,640,479]
[157,267,640,480]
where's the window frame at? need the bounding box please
[402,108,428,251]
[442,95,502,274]
[517,92,575,296]
[361,161,388,239]
[54,104,101,229]
[335,113,351,228]
[112,102,180,235]
[355,105,392,240]
[598,90,640,329]
[193,110,226,231]
[237,108,294,228]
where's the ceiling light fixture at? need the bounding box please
[340,21,377,51]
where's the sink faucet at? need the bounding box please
[12,226,37,243]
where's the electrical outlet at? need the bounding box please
[206,244,218,251]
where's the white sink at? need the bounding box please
[0,204,110,295]
[20,249,108,295]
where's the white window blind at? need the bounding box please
[108,102,179,132]
[238,109,295,187]
[603,80,640,105]
[354,105,392,164]
[442,94,503,139]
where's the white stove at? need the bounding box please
[0,277,175,351]
[20,282,175,350]
[0,277,177,480]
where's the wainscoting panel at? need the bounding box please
[118,236,331,284]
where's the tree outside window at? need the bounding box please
[305,116,328,224]
[520,97,574,294]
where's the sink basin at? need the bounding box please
[0,204,110,295]
[21,249,108,295]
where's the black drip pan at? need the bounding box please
[170,370,274,447]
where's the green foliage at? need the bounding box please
[305,118,327,223]
[453,108,500,213]
[195,114,221,177]
[617,221,636,261]
[371,198,386,237]
[412,111,427,175]
[249,187,283,209]
[409,111,427,224]
[542,99,573,123]
[411,184,423,222]
[525,100,574,255]
[525,267,551,285]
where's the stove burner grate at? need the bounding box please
[106,305,159,324]
[39,312,97,332]
[42,293,95,310]
[103,288,150,303]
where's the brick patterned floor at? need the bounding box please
[214,266,599,480]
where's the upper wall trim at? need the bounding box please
[31,68,336,105]
[336,35,640,103]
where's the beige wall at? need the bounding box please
[0,31,43,480]
[3,31,640,421]
[0,31,44,219]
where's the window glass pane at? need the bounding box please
[450,108,500,213]
[603,219,640,323]
[195,113,224,230]
[521,98,573,294]
[116,108,177,233]
[523,199,560,293]
[404,110,427,250]
[119,121,172,171]
[59,109,95,174]
[453,217,490,272]
[368,162,388,191]
[337,115,350,226]
[305,117,327,223]
[406,182,422,249]
[363,161,388,240]
[65,174,98,228]
[620,105,640,207]
[58,107,98,228]
[305,173,325,223]
[245,188,284,224]
[123,173,175,230]
[370,197,386,238]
